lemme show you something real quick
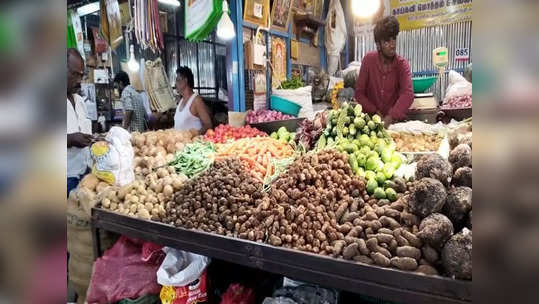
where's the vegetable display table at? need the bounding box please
[91,208,471,304]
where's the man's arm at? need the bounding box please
[122,93,135,129]
[387,60,414,121]
[354,56,378,114]
[193,97,213,134]
[122,110,133,129]
[67,133,92,148]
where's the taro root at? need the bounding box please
[392,177,407,193]
[443,187,472,229]
[391,257,418,271]
[343,243,359,259]
[396,246,421,260]
[442,228,472,280]
[452,167,472,188]
[416,154,453,186]
[353,255,374,265]
[417,213,454,249]
[371,252,391,267]
[416,265,439,276]
[449,144,472,170]
[421,245,439,264]
[408,178,447,218]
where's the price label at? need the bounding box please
[455,48,470,61]
[253,3,263,18]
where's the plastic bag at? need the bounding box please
[325,0,347,75]
[272,284,338,304]
[220,284,255,304]
[272,86,314,120]
[262,298,298,304]
[443,70,472,104]
[86,236,163,304]
[157,247,210,286]
[91,126,134,186]
[160,270,208,304]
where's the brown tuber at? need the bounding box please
[443,187,472,229]
[396,246,421,260]
[448,144,472,170]
[452,167,472,188]
[371,252,391,267]
[416,154,453,186]
[416,265,439,276]
[408,178,447,218]
[418,213,454,249]
[442,228,472,280]
[353,255,374,265]
[391,257,418,271]
[421,245,440,265]
[332,240,346,256]
[343,243,359,259]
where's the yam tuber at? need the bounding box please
[443,187,472,229]
[417,213,454,249]
[408,178,447,218]
[441,228,472,280]
[416,154,453,186]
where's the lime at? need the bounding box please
[385,188,398,202]
[365,170,376,181]
[367,179,378,194]
[374,187,387,199]
[376,172,386,184]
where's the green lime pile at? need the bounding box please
[316,103,403,201]
[270,127,295,144]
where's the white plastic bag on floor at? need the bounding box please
[157,247,210,286]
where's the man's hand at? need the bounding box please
[67,132,93,148]
[383,115,393,128]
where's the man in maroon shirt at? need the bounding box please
[355,16,414,126]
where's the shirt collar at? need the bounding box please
[375,52,398,73]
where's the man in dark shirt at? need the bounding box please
[355,16,414,126]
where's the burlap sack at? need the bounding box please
[67,188,117,304]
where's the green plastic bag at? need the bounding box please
[185,0,223,41]
[67,11,77,48]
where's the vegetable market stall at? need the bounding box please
[83,104,472,304]
[91,208,471,304]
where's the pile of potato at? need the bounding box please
[131,129,198,176]
[89,130,195,221]
[99,167,188,221]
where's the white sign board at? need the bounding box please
[94,69,109,84]
[455,48,470,61]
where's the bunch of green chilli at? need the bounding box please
[279,76,304,90]
[169,141,216,178]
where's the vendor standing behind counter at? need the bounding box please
[355,16,414,126]
[173,66,212,133]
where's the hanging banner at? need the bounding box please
[390,0,472,31]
